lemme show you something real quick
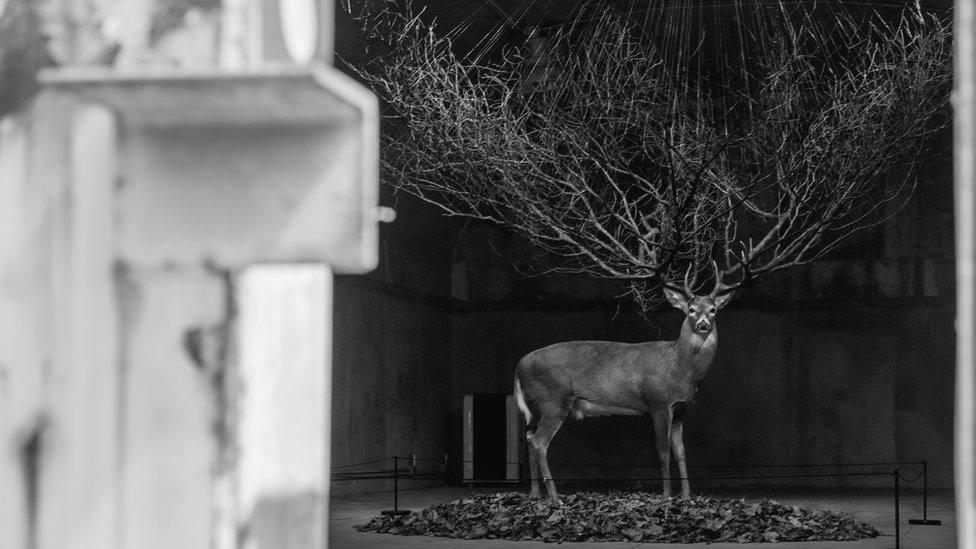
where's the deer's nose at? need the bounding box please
[696,320,711,333]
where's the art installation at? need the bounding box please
[345,0,951,541]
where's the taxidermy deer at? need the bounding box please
[514,265,734,502]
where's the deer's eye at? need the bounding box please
[709,308,716,314]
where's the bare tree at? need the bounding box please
[345,1,951,303]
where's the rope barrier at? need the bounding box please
[337,456,930,470]
[330,457,399,470]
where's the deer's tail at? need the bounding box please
[514,375,533,426]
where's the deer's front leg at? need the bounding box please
[670,418,690,498]
[651,409,674,498]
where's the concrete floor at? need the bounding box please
[329,486,956,549]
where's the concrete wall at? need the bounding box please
[331,276,454,495]
[329,189,459,495]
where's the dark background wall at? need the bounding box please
[329,0,956,495]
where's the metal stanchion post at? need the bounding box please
[924,460,928,518]
[910,460,942,525]
[382,455,410,517]
[894,469,901,549]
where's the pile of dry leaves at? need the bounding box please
[356,491,881,543]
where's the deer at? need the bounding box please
[513,265,734,502]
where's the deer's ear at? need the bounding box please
[663,287,687,311]
[714,291,735,310]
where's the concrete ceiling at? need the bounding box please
[408,0,953,58]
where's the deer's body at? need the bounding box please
[516,331,715,420]
[514,277,731,502]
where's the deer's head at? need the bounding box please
[662,263,734,336]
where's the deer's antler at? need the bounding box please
[710,260,736,297]
[661,264,696,296]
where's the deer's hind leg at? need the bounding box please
[525,421,542,498]
[527,413,565,503]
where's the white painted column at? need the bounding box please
[463,395,474,483]
[237,264,332,549]
[505,395,521,481]
[956,1,976,547]
[0,107,35,549]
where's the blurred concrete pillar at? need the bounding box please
[956,1,976,548]
[0,1,378,542]
[35,67,375,549]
